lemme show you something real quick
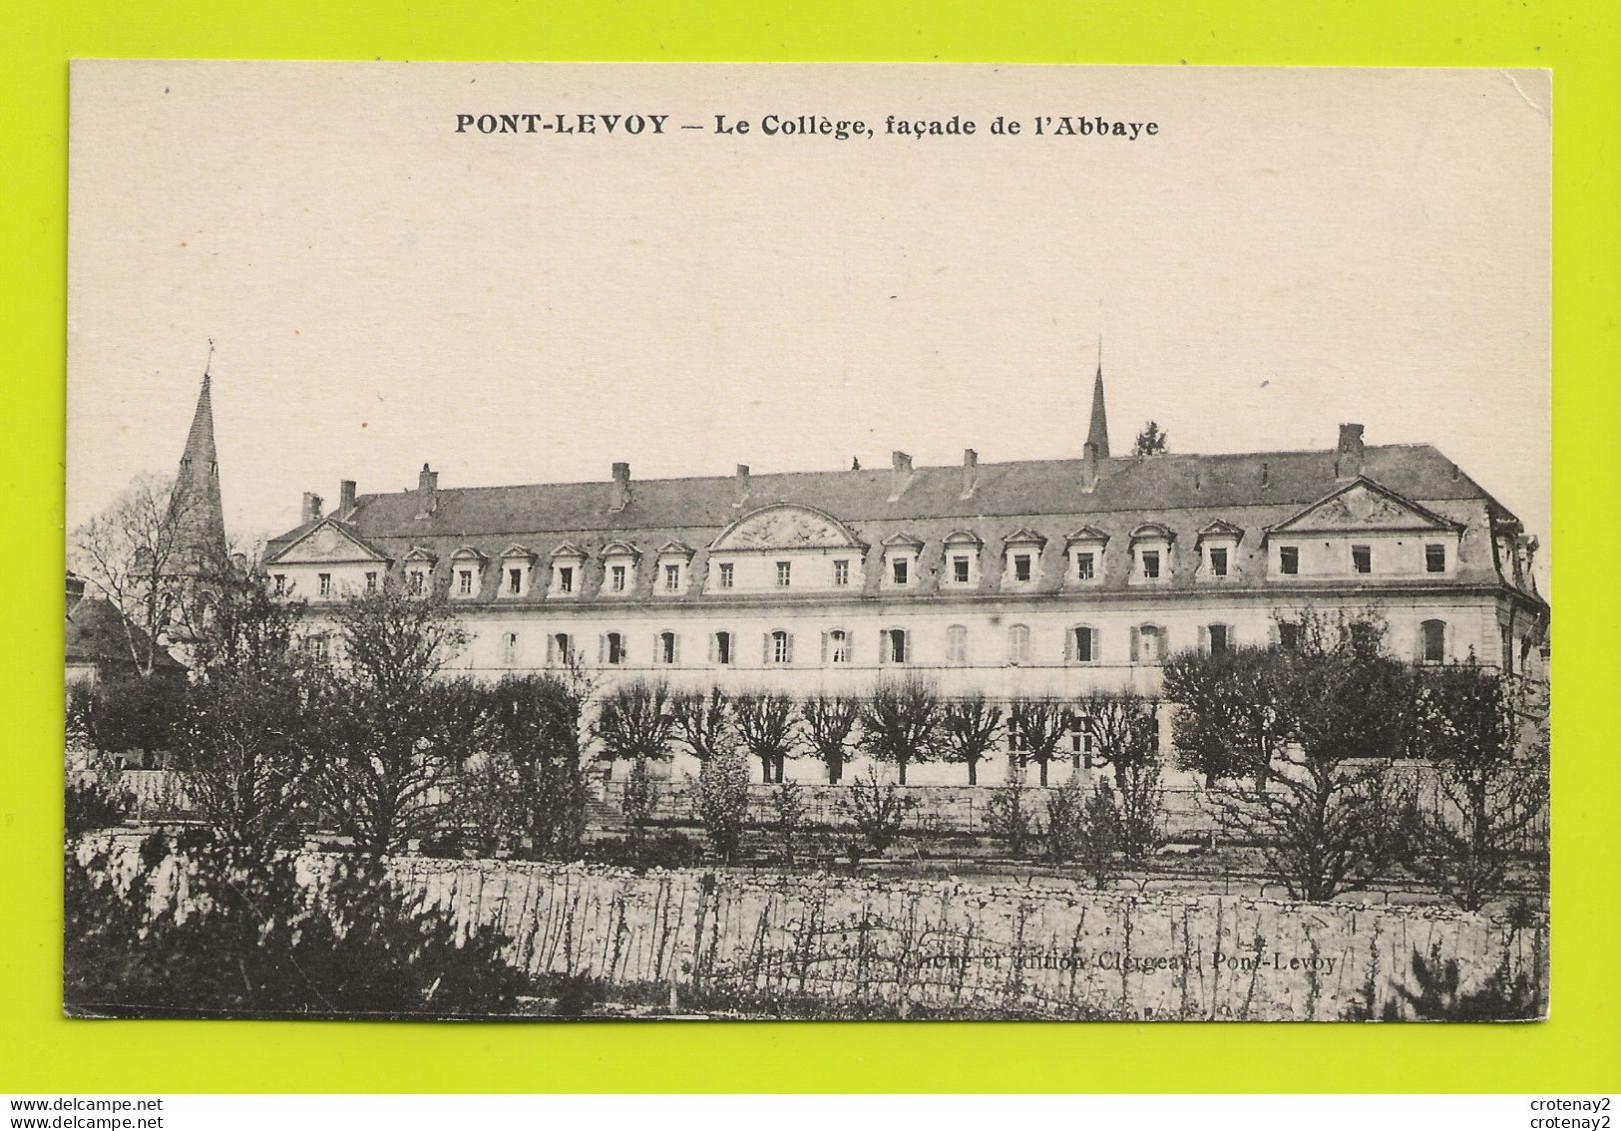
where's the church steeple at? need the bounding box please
[1086,343,1110,460]
[169,350,227,571]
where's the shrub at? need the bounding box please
[842,767,916,855]
[64,775,134,837]
[694,745,750,862]
[1073,780,1126,890]
[770,779,808,864]
[64,832,531,1017]
[984,766,1033,857]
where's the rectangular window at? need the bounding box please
[885,629,908,664]
[611,564,627,592]
[715,631,733,665]
[833,559,849,586]
[718,562,734,589]
[365,571,378,593]
[1076,552,1095,581]
[891,558,909,585]
[664,563,681,591]
[606,634,625,664]
[1352,545,1372,574]
[776,561,792,588]
[558,566,573,593]
[1140,551,1160,580]
[1073,627,1094,663]
[953,556,970,583]
[1209,547,1228,577]
[1208,624,1229,655]
[409,571,424,595]
[1279,622,1302,651]
[318,573,331,597]
[1279,546,1299,575]
[272,574,286,596]
[552,633,572,665]
[772,632,792,665]
[507,568,522,594]
[946,626,967,665]
[829,631,850,665]
[1425,544,1446,573]
[503,632,519,665]
[458,570,472,595]
[659,633,677,664]
[1014,554,1032,582]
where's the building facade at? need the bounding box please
[263,370,1547,785]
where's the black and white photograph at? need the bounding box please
[63,62,1550,1021]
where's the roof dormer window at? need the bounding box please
[1128,524,1174,586]
[1001,530,1046,588]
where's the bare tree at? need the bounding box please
[69,472,206,676]
[1009,697,1068,787]
[939,693,1003,786]
[669,686,731,764]
[592,680,677,765]
[802,693,860,784]
[1400,666,1549,910]
[310,586,479,856]
[1074,688,1164,861]
[858,677,943,786]
[733,690,801,783]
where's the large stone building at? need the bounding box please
[263,369,1547,784]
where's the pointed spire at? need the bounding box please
[169,353,227,570]
[1086,340,1110,459]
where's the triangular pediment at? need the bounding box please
[1269,478,1460,536]
[403,546,438,563]
[449,545,487,562]
[1003,529,1047,547]
[602,540,641,559]
[269,519,391,565]
[500,543,535,560]
[881,531,925,549]
[657,539,696,558]
[550,541,587,560]
[1196,520,1244,544]
[712,504,865,552]
[1066,525,1109,546]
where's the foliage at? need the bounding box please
[1072,780,1126,890]
[801,693,860,784]
[770,779,808,864]
[1397,667,1549,910]
[64,832,530,1016]
[621,755,659,841]
[858,677,943,786]
[1042,773,1084,864]
[1132,420,1169,456]
[455,674,589,861]
[939,693,1003,786]
[733,690,801,783]
[1162,611,1414,901]
[694,744,750,862]
[984,761,1033,857]
[1008,698,1068,787]
[582,831,704,872]
[64,776,134,837]
[842,767,916,854]
[1349,944,1544,1022]
[309,587,477,855]
[1075,688,1165,861]
[669,686,731,764]
[77,672,184,763]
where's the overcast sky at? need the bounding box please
[67,63,1550,579]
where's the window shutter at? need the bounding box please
[1198,624,1209,654]
[1129,626,1140,662]
[1159,627,1169,657]
[785,633,794,664]
[821,632,829,664]
[653,633,662,663]
[1063,628,1074,662]
[763,633,772,665]
[674,634,681,664]
[879,630,888,664]
[597,635,606,664]
[1225,624,1235,649]
[546,634,556,664]
[903,629,911,663]
[708,633,717,663]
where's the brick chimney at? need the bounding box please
[734,464,751,508]
[960,449,978,500]
[414,463,438,519]
[888,450,914,502]
[338,479,357,516]
[301,492,324,525]
[1334,423,1365,480]
[610,462,631,513]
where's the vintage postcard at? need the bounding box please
[64,62,1549,1021]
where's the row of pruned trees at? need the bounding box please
[590,678,1162,788]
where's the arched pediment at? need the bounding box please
[711,504,866,552]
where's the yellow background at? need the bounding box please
[3,0,1617,1094]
